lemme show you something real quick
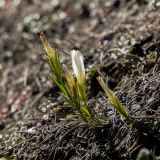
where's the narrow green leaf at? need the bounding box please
[48,60,55,73]
[61,81,75,101]
[65,114,91,127]
[110,96,128,119]
[60,93,77,109]
[55,49,61,70]
[80,106,91,117]
[50,49,62,82]
[97,76,129,119]
[48,74,67,94]
[65,114,82,120]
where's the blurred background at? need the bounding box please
[0,0,159,127]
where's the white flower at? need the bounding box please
[70,50,85,86]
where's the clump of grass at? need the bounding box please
[40,30,105,127]
[40,30,129,127]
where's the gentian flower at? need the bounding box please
[70,50,85,87]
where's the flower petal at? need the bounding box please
[70,50,85,85]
